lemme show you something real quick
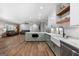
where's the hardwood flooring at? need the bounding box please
[0,35,55,56]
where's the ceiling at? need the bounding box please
[0,3,56,24]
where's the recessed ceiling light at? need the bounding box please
[40,6,44,10]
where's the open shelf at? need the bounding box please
[56,17,70,24]
[57,5,70,16]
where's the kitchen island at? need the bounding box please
[25,32,47,41]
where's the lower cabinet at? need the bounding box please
[53,43,60,56]
[60,43,73,56]
[72,51,79,56]
[47,39,60,56]
[50,41,60,56]
[44,34,51,41]
[60,41,79,56]
[47,39,51,48]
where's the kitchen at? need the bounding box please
[0,3,79,56]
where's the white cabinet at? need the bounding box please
[70,4,79,26]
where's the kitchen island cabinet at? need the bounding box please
[25,32,47,41]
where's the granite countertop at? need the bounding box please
[44,32,52,35]
[26,32,47,33]
[60,37,79,49]
[51,33,79,49]
[25,32,79,49]
[45,33,79,49]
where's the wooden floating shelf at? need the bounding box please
[57,18,70,24]
[57,5,70,16]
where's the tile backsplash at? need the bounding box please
[65,26,79,39]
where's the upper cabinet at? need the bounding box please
[57,4,70,16]
[70,4,79,26]
[56,3,70,28]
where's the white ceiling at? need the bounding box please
[0,3,56,24]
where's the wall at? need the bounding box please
[47,5,56,33]
[20,24,30,31]
[5,24,16,31]
[39,21,48,32]
[48,4,56,27]
[0,22,5,37]
[40,22,45,32]
[64,3,79,39]
[70,3,79,25]
[65,26,79,39]
[20,22,47,32]
[30,23,39,32]
[48,12,56,27]
[0,22,16,37]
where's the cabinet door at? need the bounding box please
[53,43,60,56]
[60,43,73,56]
[41,35,45,41]
[50,41,54,50]
[48,40,52,47]
[44,34,50,41]
[55,45,60,56]
[42,34,47,41]
[72,50,79,56]
[70,4,79,25]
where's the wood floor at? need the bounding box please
[0,35,55,56]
